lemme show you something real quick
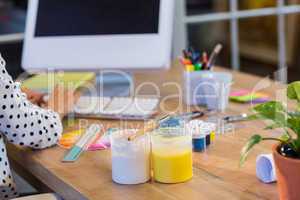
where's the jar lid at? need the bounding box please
[159,117,183,128]
[155,126,186,137]
[186,120,216,136]
[192,133,206,139]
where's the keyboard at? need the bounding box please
[74,96,160,120]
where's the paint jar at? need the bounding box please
[187,120,216,150]
[152,127,193,183]
[192,134,206,152]
[210,131,216,142]
[110,129,151,184]
[205,133,211,146]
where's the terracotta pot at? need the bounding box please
[273,145,300,200]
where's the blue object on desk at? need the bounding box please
[192,134,206,152]
[62,146,83,162]
[160,117,181,128]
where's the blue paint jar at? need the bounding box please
[192,134,206,152]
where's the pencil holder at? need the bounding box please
[183,71,232,111]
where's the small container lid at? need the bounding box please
[186,120,216,137]
[160,117,183,128]
[192,133,206,139]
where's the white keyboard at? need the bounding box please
[74,96,160,120]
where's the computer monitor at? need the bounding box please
[22,0,174,72]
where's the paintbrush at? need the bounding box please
[127,115,170,141]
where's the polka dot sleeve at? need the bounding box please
[0,55,12,82]
[0,136,18,199]
[0,69,63,149]
[0,54,63,199]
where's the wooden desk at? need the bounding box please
[8,63,283,200]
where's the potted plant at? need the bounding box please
[240,81,300,200]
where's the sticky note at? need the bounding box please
[229,89,269,103]
[87,128,116,151]
[22,72,95,92]
[58,129,85,149]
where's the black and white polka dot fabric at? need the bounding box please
[0,54,62,199]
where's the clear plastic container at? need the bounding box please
[151,127,193,183]
[110,129,151,184]
[183,71,232,111]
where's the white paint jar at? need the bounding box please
[110,129,150,184]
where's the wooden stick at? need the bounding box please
[128,115,169,141]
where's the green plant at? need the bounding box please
[240,81,300,166]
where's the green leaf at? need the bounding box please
[253,101,286,113]
[279,133,290,142]
[240,135,262,167]
[252,101,287,126]
[287,117,300,137]
[288,111,300,118]
[290,139,300,153]
[287,81,300,102]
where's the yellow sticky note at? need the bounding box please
[22,72,95,92]
[58,129,85,149]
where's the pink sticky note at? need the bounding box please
[88,142,108,151]
[87,130,112,151]
[230,89,250,97]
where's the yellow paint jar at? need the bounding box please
[210,131,216,141]
[152,128,193,183]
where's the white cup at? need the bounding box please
[110,130,151,184]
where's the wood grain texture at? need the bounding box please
[7,62,283,200]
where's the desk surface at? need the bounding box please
[8,63,283,200]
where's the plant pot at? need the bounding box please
[272,144,300,200]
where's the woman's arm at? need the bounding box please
[21,87,46,106]
[0,56,63,149]
[0,77,63,149]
